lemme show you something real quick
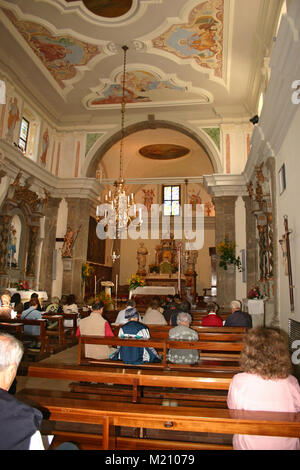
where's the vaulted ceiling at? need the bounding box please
[0,0,282,127]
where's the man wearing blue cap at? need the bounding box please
[110,307,161,365]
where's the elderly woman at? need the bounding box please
[168,311,199,364]
[227,327,300,450]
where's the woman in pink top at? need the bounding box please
[227,327,300,450]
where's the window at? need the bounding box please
[18,118,29,152]
[163,185,180,216]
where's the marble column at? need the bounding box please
[0,215,11,288]
[62,198,93,301]
[39,197,61,296]
[26,225,39,278]
[213,196,237,310]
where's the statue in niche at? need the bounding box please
[8,225,17,267]
[136,242,148,275]
[61,225,81,258]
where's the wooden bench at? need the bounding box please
[0,317,50,359]
[16,387,300,450]
[27,362,235,405]
[112,324,246,342]
[0,321,24,340]
[78,335,242,372]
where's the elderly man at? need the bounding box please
[0,333,44,450]
[168,311,199,364]
[224,300,252,328]
[110,307,160,365]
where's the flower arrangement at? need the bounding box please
[87,291,113,307]
[81,262,94,281]
[149,264,159,274]
[217,239,243,272]
[248,286,263,299]
[128,274,145,290]
[14,280,30,291]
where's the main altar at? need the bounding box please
[136,236,197,297]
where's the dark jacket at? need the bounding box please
[224,310,252,328]
[0,388,42,450]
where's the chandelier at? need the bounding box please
[96,45,141,238]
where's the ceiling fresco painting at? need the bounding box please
[65,0,133,18]
[2,8,100,89]
[152,0,224,78]
[139,144,190,160]
[86,69,211,108]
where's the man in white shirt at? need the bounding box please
[114,299,141,325]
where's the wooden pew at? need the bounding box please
[78,335,242,372]
[42,315,67,353]
[111,324,246,342]
[16,387,300,450]
[0,321,24,340]
[27,363,234,406]
[0,317,50,359]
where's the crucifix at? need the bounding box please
[279,216,294,312]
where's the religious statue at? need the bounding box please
[8,225,17,267]
[61,225,81,258]
[136,242,148,275]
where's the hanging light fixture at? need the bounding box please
[96,45,142,238]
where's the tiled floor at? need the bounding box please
[16,345,78,392]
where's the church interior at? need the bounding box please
[1,0,300,451]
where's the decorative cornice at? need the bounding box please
[203,173,248,198]
[0,138,101,201]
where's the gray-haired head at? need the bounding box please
[176,311,192,325]
[230,300,241,311]
[126,299,136,307]
[0,333,24,372]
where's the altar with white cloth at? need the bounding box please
[242,298,266,327]
[7,288,48,306]
[131,286,176,297]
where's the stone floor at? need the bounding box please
[16,345,78,392]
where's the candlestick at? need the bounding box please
[115,274,118,309]
[94,275,97,297]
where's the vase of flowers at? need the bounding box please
[248,286,263,299]
[216,239,243,272]
[87,291,113,310]
[128,274,145,298]
[14,280,30,291]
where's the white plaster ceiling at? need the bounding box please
[0,0,283,126]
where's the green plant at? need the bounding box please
[149,264,159,274]
[81,262,94,281]
[217,239,243,272]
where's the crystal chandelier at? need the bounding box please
[96,45,141,239]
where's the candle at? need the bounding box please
[94,275,97,297]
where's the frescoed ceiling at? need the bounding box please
[0,0,282,124]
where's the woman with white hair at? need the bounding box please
[168,311,199,364]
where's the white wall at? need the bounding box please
[235,197,247,302]
[276,105,300,332]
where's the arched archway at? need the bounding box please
[84,120,221,178]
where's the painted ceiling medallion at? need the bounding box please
[65,0,133,18]
[139,144,190,160]
[3,8,100,89]
[152,0,224,78]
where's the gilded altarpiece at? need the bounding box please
[0,172,49,289]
